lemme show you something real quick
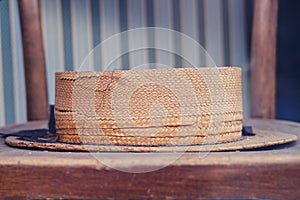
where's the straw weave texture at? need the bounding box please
[55,67,243,146]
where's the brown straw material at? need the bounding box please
[5,128,297,152]
[55,67,243,146]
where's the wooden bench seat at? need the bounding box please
[0,118,300,199]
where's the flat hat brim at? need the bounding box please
[5,126,297,152]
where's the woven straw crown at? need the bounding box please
[55,67,243,146]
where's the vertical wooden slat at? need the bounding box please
[18,0,49,121]
[250,0,278,119]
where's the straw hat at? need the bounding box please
[4,67,297,152]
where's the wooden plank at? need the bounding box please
[0,119,299,199]
[250,0,278,119]
[18,0,49,121]
[0,163,299,199]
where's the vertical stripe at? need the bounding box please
[91,0,102,71]
[127,0,148,70]
[172,0,182,68]
[180,0,200,68]
[197,0,207,66]
[70,0,79,70]
[204,0,224,66]
[228,0,249,117]
[228,0,248,67]
[146,0,156,67]
[71,0,94,70]
[40,0,50,71]
[61,0,74,71]
[40,0,52,103]
[146,0,154,27]
[119,0,129,70]
[41,0,65,104]
[197,0,206,47]
[0,0,15,124]
[100,0,121,70]
[0,20,5,126]
[222,0,230,66]
[49,0,62,70]
[9,0,26,123]
[86,0,94,70]
[56,0,65,71]
[153,0,175,68]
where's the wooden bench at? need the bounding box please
[1,118,300,199]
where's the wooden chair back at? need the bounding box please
[250,0,278,119]
[18,0,48,121]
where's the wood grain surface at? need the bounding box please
[250,0,278,119]
[18,0,49,121]
[0,119,300,199]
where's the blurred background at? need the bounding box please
[0,0,298,125]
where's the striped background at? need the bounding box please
[0,0,249,125]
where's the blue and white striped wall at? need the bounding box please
[0,0,249,126]
[0,0,26,125]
